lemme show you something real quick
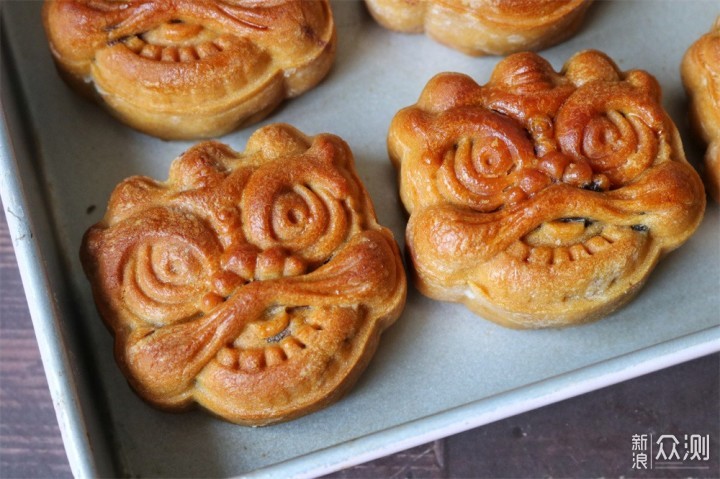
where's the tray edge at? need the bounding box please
[0,14,117,477]
[249,326,720,478]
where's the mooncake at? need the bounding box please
[364,0,592,56]
[682,17,720,202]
[81,124,406,425]
[43,0,336,140]
[388,50,705,328]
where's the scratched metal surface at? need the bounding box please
[1,0,719,477]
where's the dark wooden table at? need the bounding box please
[1,204,718,478]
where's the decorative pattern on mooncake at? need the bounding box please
[81,124,406,425]
[364,0,593,56]
[389,50,705,328]
[42,0,336,140]
[682,17,720,202]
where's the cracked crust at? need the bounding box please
[364,0,593,56]
[42,0,336,140]
[80,124,406,425]
[389,50,705,328]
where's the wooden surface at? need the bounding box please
[1,203,718,478]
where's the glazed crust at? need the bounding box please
[42,0,336,140]
[682,17,720,202]
[364,0,593,56]
[389,50,705,329]
[80,124,406,425]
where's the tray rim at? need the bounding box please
[0,92,100,479]
[1,2,719,477]
[249,327,720,478]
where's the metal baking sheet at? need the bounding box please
[1,1,718,477]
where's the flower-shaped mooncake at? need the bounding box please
[682,17,720,202]
[43,0,336,140]
[81,124,406,425]
[389,50,705,328]
[364,0,593,56]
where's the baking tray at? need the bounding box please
[1,1,719,477]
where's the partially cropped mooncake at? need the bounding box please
[42,0,336,140]
[389,50,705,328]
[682,17,720,202]
[81,124,406,425]
[364,0,593,56]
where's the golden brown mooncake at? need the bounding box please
[364,0,593,56]
[80,124,406,425]
[682,17,720,202]
[42,0,336,140]
[388,50,706,329]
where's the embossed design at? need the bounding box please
[364,0,593,56]
[81,124,406,425]
[43,0,336,139]
[389,50,705,328]
[682,17,720,202]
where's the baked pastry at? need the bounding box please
[81,124,406,425]
[389,50,705,328]
[364,0,593,56]
[42,1,336,140]
[682,17,720,202]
